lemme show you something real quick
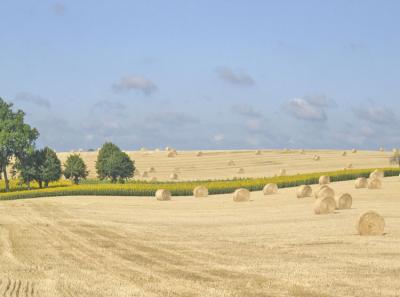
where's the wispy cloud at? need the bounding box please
[51,2,66,16]
[216,67,255,86]
[353,101,396,125]
[112,75,157,95]
[145,112,198,127]
[285,97,327,122]
[231,104,262,118]
[14,92,51,108]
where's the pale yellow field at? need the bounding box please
[58,149,394,180]
[0,177,399,297]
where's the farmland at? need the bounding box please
[0,176,399,297]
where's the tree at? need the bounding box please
[390,151,400,167]
[96,142,135,183]
[0,98,39,191]
[63,154,88,184]
[13,148,42,189]
[41,147,62,187]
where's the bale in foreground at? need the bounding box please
[233,188,250,202]
[314,196,336,214]
[335,193,352,209]
[355,177,368,189]
[297,185,312,198]
[193,186,208,198]
[356,211,385,235]
[315,185,335,199]
[263,183,278,195]
[156,189,171,201]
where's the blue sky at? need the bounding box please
[1,0,400,151]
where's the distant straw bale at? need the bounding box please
[170,173,178,180]
[368,178,382,189]
[237,168,245,174]
[233,188,250,202]
[193,186,208,198]
[319,175,330,185]
[228,160,235,166]
[369,169,384,180]
[315,185,335,199]
[279,169,286,176]
[263,183,278,195]
[196,151,203,157]
[296,185,312,198]
[255,150,262,155]
[156,189,171,201]
[355,177,368,189]
[356,211,385,235]
[314,196,336,214]
[335,193,352,209]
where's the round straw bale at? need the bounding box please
[393,148,398,153]
[279,169,286,176]
[379,147,384,152]
[284,148,289,152]
[355,177,368,189]
[319,175,330,185]
[314,196,336,214]
[263,183,278,195]
[255,150,262,155]
[150,177,157,182]
[196,151,203,157]
[356,211,385,235]
[155,189,171,201]
[368,178,382,189]
[335,193,352,209]
[297,185,312,198]
[233,188,250,202]
[342,151,347,156]
[167,150,177,158]
[193,186,208,198]
[165,146,171,151]
[300,149,305,154]
[142,171,148,178]
[237,168,245,174]
[148,167,156,173]
[369,169,384,179]
[140,147,146,152]
[170,173,178,180]
[347,164,353,169]
[315,185,335,199]
[155,148,160,152]
[228,160,235,166]
[352,148,357,153]
[313,155,320,161]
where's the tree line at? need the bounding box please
[0,97,135,192]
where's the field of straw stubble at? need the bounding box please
[0,170,399,296]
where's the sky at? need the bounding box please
[1,0,400,151]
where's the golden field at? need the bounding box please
[58,149,394,181]
[0,176,399,297]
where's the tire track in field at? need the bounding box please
[0,278,35,297]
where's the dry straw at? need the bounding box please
[369,169,384,180]
[255,150,262,155]
[170,173,178,180]
[150,177,157,182]
[355,177,368,189]
[167,150,177,158]
[335,193,352,209]
[368,178,382,189]
[296,185,312,198]
[279,169,286,176]
[314,196,336,214]
[155,189,171,201]
[196,151,203,157]
[379,147,384,152]
[342,151,347,156]
[319,175,330,185]
[352,148,357,153]
[228,160,235,166]
[237,168,245,174]
[233,188,250,202]
[193,186,208,198]
[142,171,148,178]
[148,167,156,173]
[263,183,278,195]
[313,155,320,161]
[315,185,335,199]
[356,211,385,235]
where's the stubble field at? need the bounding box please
[0,174,399,297]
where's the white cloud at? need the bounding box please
[231,104,262,118]
[213,134,225,142]
[216,67,255,86]
[285,98,327,122]
[112,75,157,95]
[353,103,396,125]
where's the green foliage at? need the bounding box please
[95,142,135,183]
[0,97,39,191]
[63,154,88,184]
[2,167,400,200]
[41,147,62,187]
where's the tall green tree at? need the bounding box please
[64,154,88,184]
[41,147,62,187]
[96,142,135,183]
[0,98,38,191]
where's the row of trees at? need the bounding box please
[1,97,136,191]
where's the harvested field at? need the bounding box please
[0,177,399,296]
[57,149,394,181]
